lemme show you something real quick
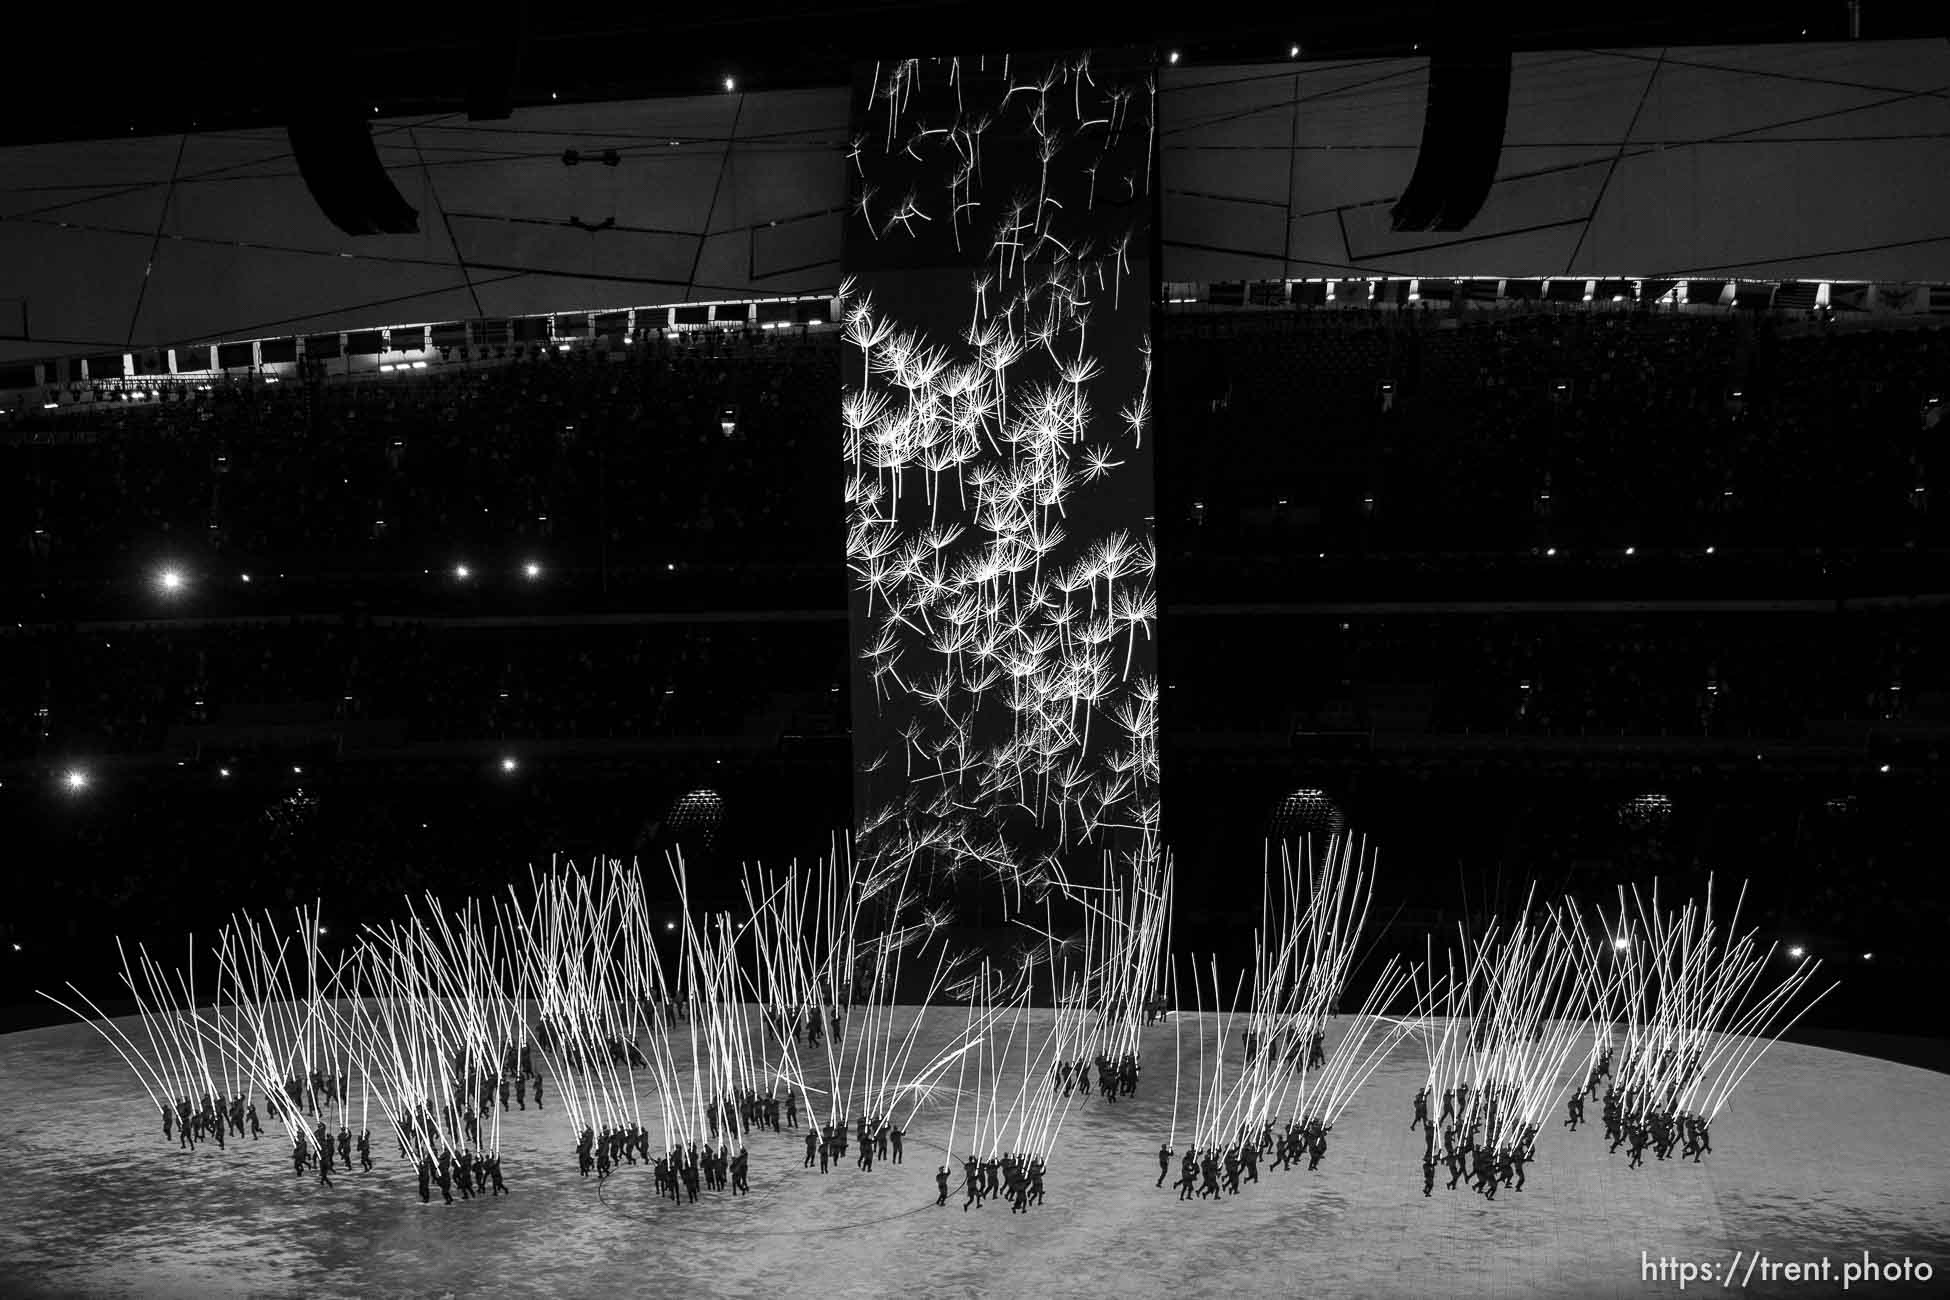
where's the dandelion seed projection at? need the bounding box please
[840,54,1160,905]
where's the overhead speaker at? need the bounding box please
[288,108,419,237]
[1391,44,1513,233]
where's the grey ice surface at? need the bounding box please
[1,1009,1946,1299]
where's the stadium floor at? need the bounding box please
[1,1009,1945,1299]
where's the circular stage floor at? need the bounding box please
[1,1010,1945,1299]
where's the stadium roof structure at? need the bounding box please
[3,14,1945,364]
[1,1,1931,147]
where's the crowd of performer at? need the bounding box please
[1592,1043,1716,1169]
[162,1091,264,1149]
[1053,1052,1141,1101]
[1398,1038,1718,1202]
[146,1009,1736,1216]
[1151,1111,1336,1205]
[576,1127,750,1199]
[1242,1025,1328,1073]
[798,1112,907,1171]
[943,1151,1049,1212]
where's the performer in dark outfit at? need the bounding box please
[1198,1151,1222,1200]
[1175,1150,1197,1200]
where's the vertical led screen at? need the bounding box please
[840,52,1158,900]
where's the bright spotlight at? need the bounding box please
[292,765,303,775]
[454,564,472,580]
[240,572,252,583]
[1787,945,1805,959]
[1705,546,1715,555]
[1879,763,1891,773]
[523,561,543,580]
[1612,937,1629,951]
[1861,952,1873,961]
[218,767,231,778]
[665,921,676,932]
[1289,44,1300,57]
[157,567,185,592]
[1624,546,1636,556]
[1167,50,1180,64]
[1545,546,1557,557]
[501,756,519,773]
[64,768,89,791]
[723,76,736,92]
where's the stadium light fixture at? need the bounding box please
[454,564,472,580]
[64,768,89,791]
[157,567,186,593]
[501,756,519,773]
[724,76,737,92]
[523,561,543,580]
[1787,945,1805,959]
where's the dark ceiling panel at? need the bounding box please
[2,1,1902,147]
